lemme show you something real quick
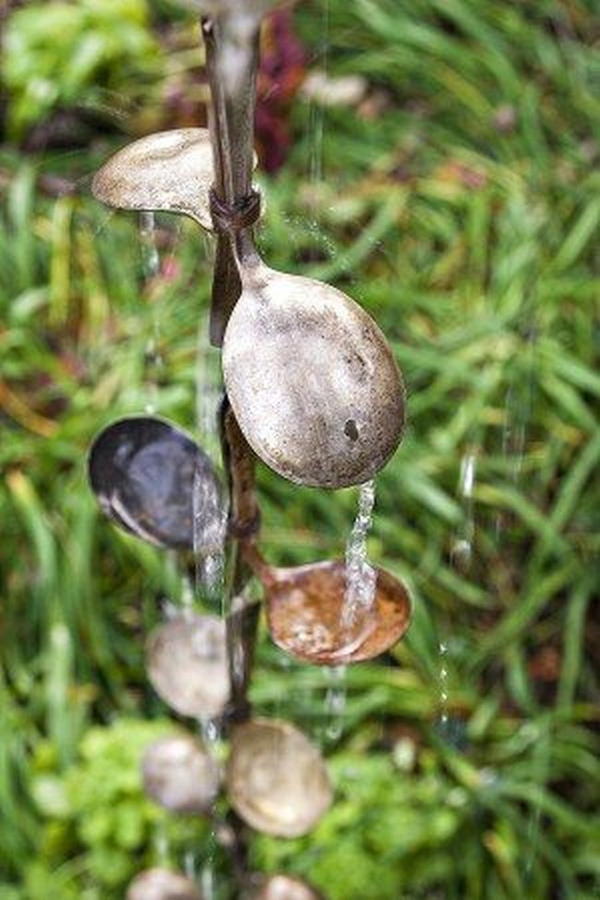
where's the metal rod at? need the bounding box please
[202,12,261,345]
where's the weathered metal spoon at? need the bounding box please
[222,253,406,488]
[146,613,230,718]
[248,875,325,900]
[203,16,406,488]
[242,542,411,665]
[226,718,332,837]
[88,416,221,552]
[92,128,216,230]
[141,733,220,814]
[127,868,202,900]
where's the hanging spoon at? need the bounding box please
[92,127,259,232]
[142,733,221,815]
[226,718,332,838]
[203,12,405,488]
[146,612,230,718]
[127,868,202,900]
[92,128,216,230]
[88,416,222,552]
[241,542,411,665]
[248,875,325,900]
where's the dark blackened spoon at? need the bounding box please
[88,416,221,552]
[242,542,412,665]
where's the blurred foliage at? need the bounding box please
[1,0,599,897]
[2,0,161,140]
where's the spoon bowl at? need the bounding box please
[92,128,216,229]
[141,733,220,814]
[226,718,332,837]
[222,261,405,488]
[248,875,325,900]
[243,543,411,665]
[127,868,202,900]
[146,613,230,718]
[88,416,221,552]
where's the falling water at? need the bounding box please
[341,480,377,638]
[450,450,477,571]
[438,641,449,728]
[138,211,160,279]
[197,716,222,900]
[325,665,347,741]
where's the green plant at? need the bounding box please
[2,0,161,140]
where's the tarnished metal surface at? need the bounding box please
[126,868,202,900]
[88,416,221,552]
[242,544,411,665]
[141,733,220,814]
[226,718,332,837]
[265,560,411,665]
[92,128,216,229]
[146,614,230,718]
[222,263,405,488]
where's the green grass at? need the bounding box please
[1,0,599,896]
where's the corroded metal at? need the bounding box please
[92,129,216,229]
[222,262,405,488]
[141,733,220,814]
[88,416,221,552]
[126,868,202,900]
[146,613,230,718]
[243,543,411,665]
[226,718,332,837]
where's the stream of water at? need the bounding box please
[342,480,377,633]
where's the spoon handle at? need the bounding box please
[202,12,261,345]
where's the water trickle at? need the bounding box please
[325,664,347,741]
[197,716,221,900]
[438,641,449,727]
[342,480,377,634]
[450,451,477,572]
[138,211,161,280]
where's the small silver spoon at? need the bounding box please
[141,733,221,815]
[127,868,202,900]
[146,612,230,719]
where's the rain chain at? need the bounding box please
[89,4,410,898]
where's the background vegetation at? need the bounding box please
[0,0,598,897]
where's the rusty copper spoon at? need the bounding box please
[241,541,411,665]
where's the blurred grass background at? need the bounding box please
[0,0,599,897]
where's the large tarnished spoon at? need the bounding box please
[88,416,222,552]
[221,251,406,488]
[241,542,412,665]
[226,718,332,838]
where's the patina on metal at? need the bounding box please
[88,416,221,552]
[226,718,332,838]
[126,868,202,900]
[141,733,220,814]
[146,613,230,718]
[92,129,216,229]
[222,263,406,488]
[242,542,411,665]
